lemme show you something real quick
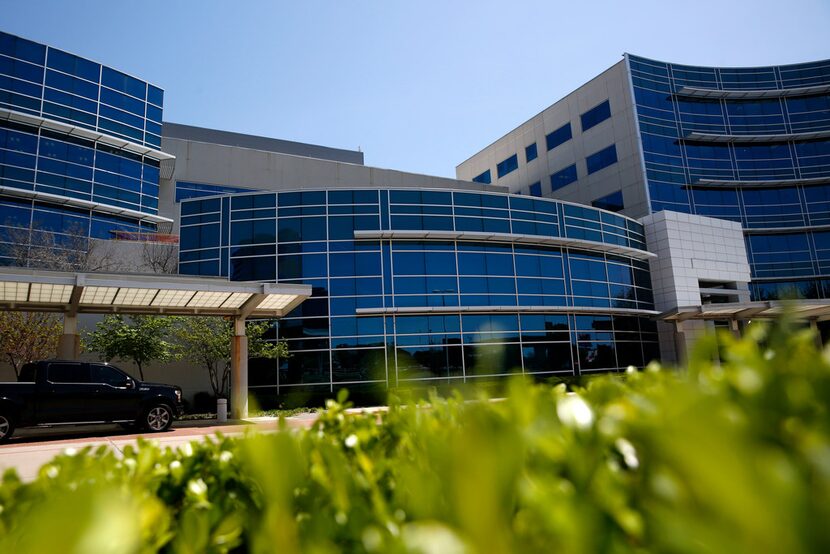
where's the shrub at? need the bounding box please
[0,316,828,553]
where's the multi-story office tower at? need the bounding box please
[0,31,172,267]
[12,28,814,397]
[458,55,830,307]
[169,125,660,399]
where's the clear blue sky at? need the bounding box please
[3,0,829,177]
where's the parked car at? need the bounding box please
[0,360,184,442]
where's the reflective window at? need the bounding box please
[580,100,611,132]
[550,164,578,191]
[525,143,538,162]
[592,190,624,212]
[545,123,572,151]
[496,154,519,178]
[529,181,542,197]
[47,363,89,383]
[472,169,491,184]
[586,145,618,174]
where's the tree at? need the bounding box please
[83,315,177,380]
[2,224,120,272]
[172,317,289,399]
[141,241,178,274]
[0,311,62,378]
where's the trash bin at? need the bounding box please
[217,398,228,422]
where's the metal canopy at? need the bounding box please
[0,184,173,225]
[354,230,656,261]
[0,268,311,318]
[0,108,176,162]
[685,129,830,144]
[357,305,659,317]
[659,300,830,322]
[687,176,830,189]
[676,84,830,100]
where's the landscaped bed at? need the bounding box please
[0,316,828,553]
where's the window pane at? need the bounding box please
[551,164,578,191]
[546,123,572,151]
[580,100,611,132]
[586,145,618,174]
[496,154,519,178]
[47,363,90,383]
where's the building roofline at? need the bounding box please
[162,122,364,165]
[455,56,627,170]
[624,52,830,72]
[0,29,165,93]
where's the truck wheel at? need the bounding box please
[0,414,15,443]
[144,404,173,432]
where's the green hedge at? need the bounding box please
[1,316,829,553]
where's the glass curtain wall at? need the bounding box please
[180,189,659,398]
[629,55,830,300]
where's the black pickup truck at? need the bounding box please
[0,360,183,442]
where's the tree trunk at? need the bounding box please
[8,354,19,380]
[137,362,145,381]
[209,363,220,398]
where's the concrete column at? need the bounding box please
[674,320,688,367]
[729,319,741,339]
[231,317,249,420]
[810,319,823,350]
[58,314,80,360]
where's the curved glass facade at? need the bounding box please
[0,31,165,266]
[179,189,659,396]
[629,55,830,300]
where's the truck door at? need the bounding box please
[89,364,141,421]
[39,362,101,423]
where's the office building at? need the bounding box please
[459,54,830,357]
[3,29,828,401]
[165,125,659,399]
[0,31,172,269]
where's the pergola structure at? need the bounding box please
[0,267,311,418]
[659,299,830,358]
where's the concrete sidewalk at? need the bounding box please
[0,416,314,482]
[0,406,390,482]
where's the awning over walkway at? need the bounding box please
[659,300,830,322]
[0,268,311,318]
[0,267,311,420]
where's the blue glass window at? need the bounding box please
[175,181,257,202]
[545,123,572,151]
[0,32,46,65]
[180,224,220,250]
[525,143,538,162]
[592,190,624,212]
[46,49,99,83]
[101,67,146,100]
[472,170,491,184]
[586,145,618,174]
[529,181,542,197]
[147,85,163,107]
[550,164,578,191]
[581,100,611,131]
[496,154,519,178]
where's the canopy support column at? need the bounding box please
[810,319,823,350]
[729,318,741,338]
[58,314,80,360]
[674,320,688,366]
[231,316,249,420]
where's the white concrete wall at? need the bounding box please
[455,58,650,219]
[158,135,504,224]
[641,210,751,362]
[0,313,214,406]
